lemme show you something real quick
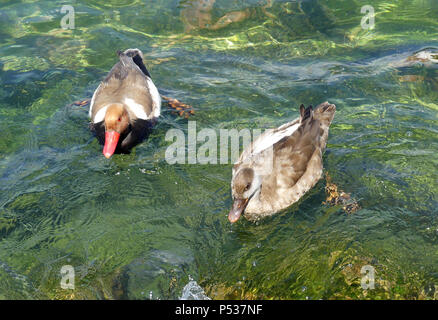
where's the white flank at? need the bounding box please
[93,105,109,123]
[89,83,101,118]
[147,77,161,118]
[124,98,149,119]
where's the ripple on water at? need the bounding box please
[0,0,438,300]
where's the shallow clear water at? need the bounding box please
[0,0,437,299]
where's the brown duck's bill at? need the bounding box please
[103,131,120,158]
[228,198,249,223]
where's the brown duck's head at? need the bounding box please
[103,104,129,158]
[229,167,261,223]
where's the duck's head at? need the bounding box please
[229,167,261,223]
[103,104,129,158]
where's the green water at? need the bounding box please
[0,0,437,300]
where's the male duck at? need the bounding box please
[89,48,161,158]
[229,102,336,223]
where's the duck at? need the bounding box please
[89,48,161,158]
[228,102,336,223]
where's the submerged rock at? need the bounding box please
[179,276,211,300]
[113,249,194,300]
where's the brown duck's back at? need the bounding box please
[90,52,154,122]
[244,102,336,219]
[271,102,335,187]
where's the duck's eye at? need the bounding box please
[244,183,251,191]
[118,117,121,122]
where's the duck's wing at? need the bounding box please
[270,102,336,188]
[270,106,321,188]
[89,50,161,123]
[240,118,300,162]
[237,103,335,185]
[235,117,302,175]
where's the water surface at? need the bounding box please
[0,0,438,299]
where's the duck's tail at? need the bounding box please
[117,48,152,78]
[299,104,314,123]
[314,102,336,150]
[313,101,336,128]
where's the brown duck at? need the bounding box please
[89,48,161,158]
[229,102,336,223]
